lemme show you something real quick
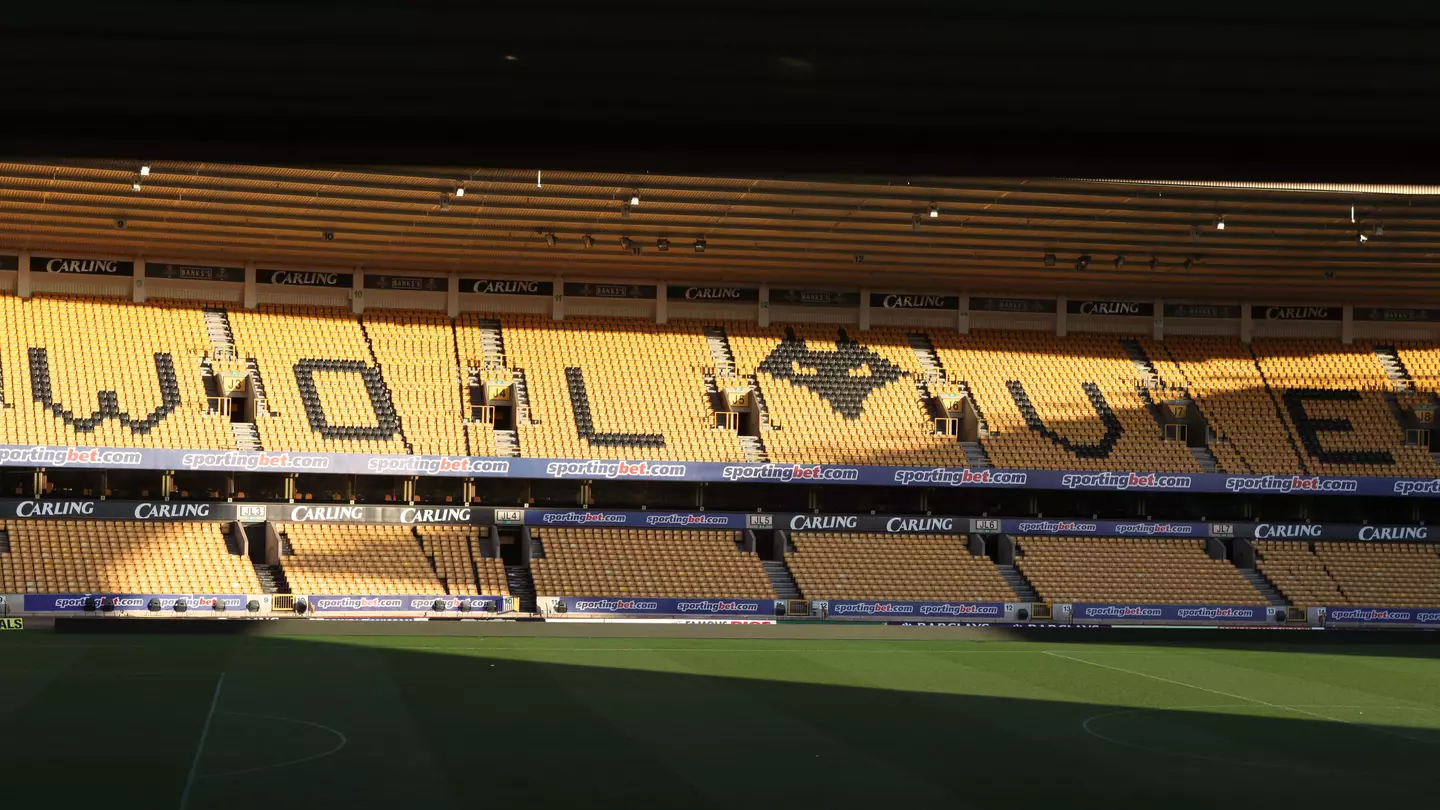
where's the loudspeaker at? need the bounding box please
[1016,608,1030,621]
[432,599,446,612]
[247,600,261,613]
[554,601,568,613]
[100,598,114,612]
[83,597,97,612]
[294,599,308,615]
[774,601,787,616]
[484,601,497,612]
[148,599,162,612]
[458,600,473,613]
[173,600,188,613]
[213,600,226,612]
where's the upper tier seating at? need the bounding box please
[279,523,444,594]
[729,324,969,466]
[1249,340,1432,476]
[530,528,774,598]
[0,520,258,594]
[1257,541,1440,607]
[229,305,409,455]
[363,310,468,456]
[416,525,509,596]
[0,295,234,449]
[1016,536,1265,605]
[933,331,1199,472]
[497,315,744,462]
[786,532,1016,601]
[0,293,1431,478]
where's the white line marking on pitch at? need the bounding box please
[200,712,348,779]
[179,672,225,810]
[1045,651,1436,745]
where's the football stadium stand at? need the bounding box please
[499,315,745,462]
[279,523,444,595]
[229,305,409,456]
[933,331,1199,472]
[529,528,775,598]
[0,295,234,450]
[1015,536,1266,605]
[0,520,258,594]
[416,525,509,596]
[729,324,969,466]
[785,532,1017,602]
[1256,541,1440,607]
[0,294,1435,481]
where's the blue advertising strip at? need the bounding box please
[1002,519,1210,537]
[5,444,1440,499]
[1069,603,1269,622]
[526,510,750,528]
[24,593,246,611]
[552,597,776,615]
[823,600,1006,620]
[305,594,508,614]
[1323,607,1440,625]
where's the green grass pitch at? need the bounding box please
[1,631,1437,808]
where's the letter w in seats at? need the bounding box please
[565,367,665,448]
[29,347,180,434]
[1005,380,1124,458]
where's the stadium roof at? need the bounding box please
[5,159,1440,304]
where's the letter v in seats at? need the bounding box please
[1005,379,1124,459]
[564,367,665,448]
[28,348,181,433]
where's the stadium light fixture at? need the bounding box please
[1357,231,1369,245]
[1149,257,1159,271]
[131,181,142,191]
[657,237,670,252]
[582,234,594,249]
[1043,253,1056,267]
[630,191,641,206]
[620,236,633,251]
[694,237,706,252]
[139,165,150,176]
[1114,255,1126,269]
[1183,257,1194,271]
[1075,254,1091,271]
[454,186,465,197]
[1215,215,1225,230]
[545,232,557,247]
[929,203,939,218]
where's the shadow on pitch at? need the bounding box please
[1,629,1437,809]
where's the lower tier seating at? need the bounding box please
[1257,541,1440,606]
[529,528,774,598]
[416,525,509,596]
[0,520,258,594]
[1016,536,1265,605]
[786,532,1016,601]
[279,523,444,594]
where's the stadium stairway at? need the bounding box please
[505,564,537,612]
[1374,344,1415,391]
[960,441,992,468]
[476,318,508,368]
[762,559,801,600]
[494,429,521,457]
[231,423,262,451]
[996,563,1039,602]
[512,368,536,425]
[0,526,9,553]
[702,325,738,376]
[204,308,237,361]
[1188,446,1221,473]
[1239,568,1289,606]
[1120,338,1163,388]
[252,562,290,594]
